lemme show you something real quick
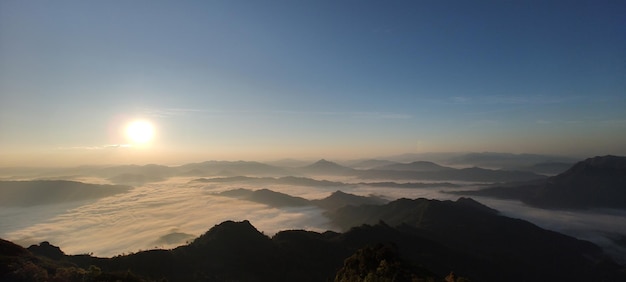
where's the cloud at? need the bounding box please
[1,179,332,257]
[474,197,626,263]
[350,112,412,120]
[141,108,207,118]
[536,118,626,127]
[1,177,624,263]
[56,144,132,151]
[140,107,412,120]
[447,95,578,105]
[450,96,471,104]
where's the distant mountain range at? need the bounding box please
[344,159,399,169]
[192,175,346,186]
[297,159,356,176]
[505,161,574,175]
[0,180,131,207]
[192,175,459,189]
[218,188,311,208]
[443,152,577,169]
[178,160,292,177]
[359,165,545,182]
[378,152,577,168]
[0,152,579,185]
[3,198,624,281]
[216,188,388,210]
[373,161,453,172]
[450,155,626,209]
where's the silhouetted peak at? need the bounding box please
[27,241,65,260]
[411,161,434,164]
[313,190,387,210]
[272,229,327,243]
[566,155,626,173]
[301,159,355,175]
[371,197,497,222]
[345,221,397,235]
[192,220,269,247]
[329,190,349,197]
[549,155,626,184]
[317,191,346,203]
[212,219,257,233]
[308,159,341,168]
[523,155,626,209]
[323,190,380,202]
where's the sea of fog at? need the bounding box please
[1,177,625,263]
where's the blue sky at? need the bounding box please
[1,1,625,165]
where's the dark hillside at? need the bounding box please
[451,155,626,209]
[2,198,623,281]
[526,155,626,209]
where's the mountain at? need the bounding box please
[312,190,388,210]
[264,158,312,168]
[327,197,498,231]
[345,159,398,169]
[193,176,462,190]
[179,160,290,177]
[0,180,131,207]
[451,155,626,209]
[98,164,173,178]
[526,155,626,209]
[1,239,142,281]
[0,161,292,185]
[382,152,463,164]
[4,212,624,281]
[192,175,346,187]
[325,197,623,281]
[299,159,356,175]
[217,188,388,210]
[360,181,460,188]
[218,188,311,207]
[360,166,546,182]
[446,152,577,169]
[373,161,453,172]
[446,179,545,201]
[507,161,574,175]
[107,173,167,185]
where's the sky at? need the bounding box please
[1,0,625,166]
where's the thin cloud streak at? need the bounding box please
[56,144,132,151]
[446,95,584,105]
[141,108,208,118]
[142,107,412,120]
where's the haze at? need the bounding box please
[1,1,625,167]
[1,169,624,262]
[1,1,626,275]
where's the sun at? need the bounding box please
[125,120,155,144]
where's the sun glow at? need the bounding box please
[125,120,155,144]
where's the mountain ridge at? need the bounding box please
[5,201,624,281]
[451,155,626,209]
[0,180,131,207]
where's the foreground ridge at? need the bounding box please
[2,198,625,281]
